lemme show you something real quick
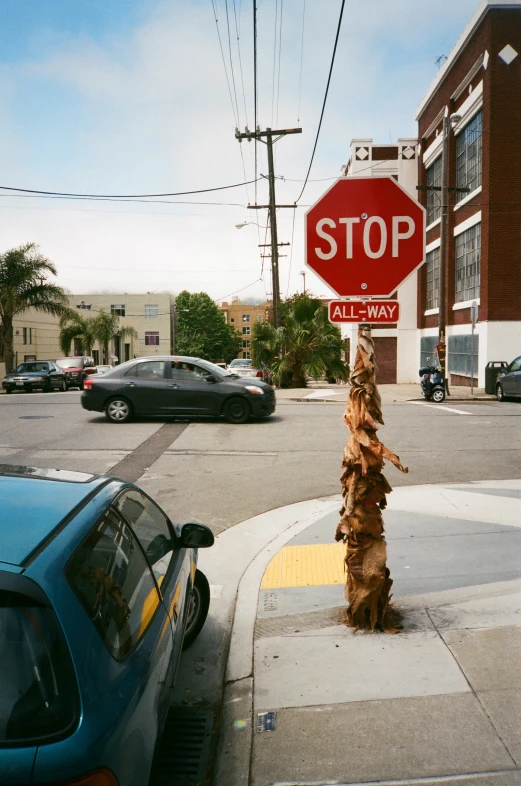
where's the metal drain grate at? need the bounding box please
[150,707,214,786]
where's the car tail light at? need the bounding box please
[35,769,118,785]
[83,378,94,390]
[256,370,263,377]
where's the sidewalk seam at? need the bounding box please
[425,608,518,769]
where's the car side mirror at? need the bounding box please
[180,522,214,548]
[205,375,217,384]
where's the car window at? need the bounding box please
[66,507,161,660]
[115,489,176,589]
[15,362,49,373]
[509,358,521,373]
[170,361,211,382]
[126,361,167,380]
[0,590,78,744]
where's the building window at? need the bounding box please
[243,351,251,359]
[448,334,479,376]
[242,314,250,322]
[257,314,263,322]
[22,328,32,345]
[455,223,481,303]
[242,326,251,335]
[455,110,482,202]
[426,156,442,225]
[242,340,250,348]
[111,304,126,317]
[145,331,160,346]
[426,247,440,310]
[420,336,438,368]
[230,318,235,323]
[145,304,159,319]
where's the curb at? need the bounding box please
[212,497,340,786]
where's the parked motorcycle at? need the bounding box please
[419,365,445,402]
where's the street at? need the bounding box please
[2,388,521,534]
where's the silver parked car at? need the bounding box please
[228,358,270,383]
[496,356,521,401]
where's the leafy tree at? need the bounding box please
[0,243,69,372]
[92,309,138,364]
[59,311,98,356]
[251,294,349,387]
[175,291,242,363]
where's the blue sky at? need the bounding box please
[0,0,479,299]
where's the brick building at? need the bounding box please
[416,0,521,387]
[219,299,270,359]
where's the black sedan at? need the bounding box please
[2,361,67,393]
[81,355,276,424]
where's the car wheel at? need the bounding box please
[105,397,133,423]
[5,388,11,394]
[79,375,85,391]
[183,570,210,650]
[223,396,251,424]
[59,380,67,392]
[432,388,445,403]
[43,380,52,393]
[496,383,506,402]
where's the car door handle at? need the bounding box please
[126,382,135,387]
[169,384,178,389]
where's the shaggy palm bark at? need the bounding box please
[335,325,408,633]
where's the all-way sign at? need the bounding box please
[328,300,399,324]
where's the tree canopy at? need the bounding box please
[251,294,349,387]
[0,243,69,372]
[174,291,242,363]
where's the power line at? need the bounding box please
[225,0,242,127]
[286,206,297,297]
[0,177,260,199]
[214,277,263,303]
[275,0,283,130]
[271,0,279,126]
[294,0,346,203]
[233,0,249,128]
[297,0,306,124]
[253,0,258,205]
[0,192,250,207]
[211,0,239,126]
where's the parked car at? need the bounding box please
[94,365,113,375]
[496,356,521,401]
[228,358,271,383]
[1,360,67,394]
[0,464,213,785]
[81,355,275,424]
[55,356,97,390]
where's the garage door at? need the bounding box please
[372,337,397,384]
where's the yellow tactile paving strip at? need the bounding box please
[260,543,346,589]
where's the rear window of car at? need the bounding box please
[0,589,78,746]
[66,507,162,660]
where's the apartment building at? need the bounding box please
[343,137,419,383]
[416,0,521,387]
[219,299,270,359]
[12,293,174,366]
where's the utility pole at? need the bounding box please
[235,126,301,327]
[417,112,468,396]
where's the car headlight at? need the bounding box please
[245,385,264,395]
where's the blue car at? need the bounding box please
[0,466,214,785]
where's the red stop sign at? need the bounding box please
[305,177,426,297]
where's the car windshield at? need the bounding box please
[56,358,83,369]
[229,359,251,367]
[14,363,49,374]
[0,590,77,744]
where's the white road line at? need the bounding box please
[409,401,471,415]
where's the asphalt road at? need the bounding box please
[1,389,521,533]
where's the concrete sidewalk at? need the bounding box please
[214,480,521,786]
[276,383,495,403]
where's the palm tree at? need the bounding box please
[93,309,137,364]
[59,312,98,356]
[0,243,69,372]
[251,295,349,388]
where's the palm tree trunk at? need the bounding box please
[0,318,15,373]
[335,325,408,633]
